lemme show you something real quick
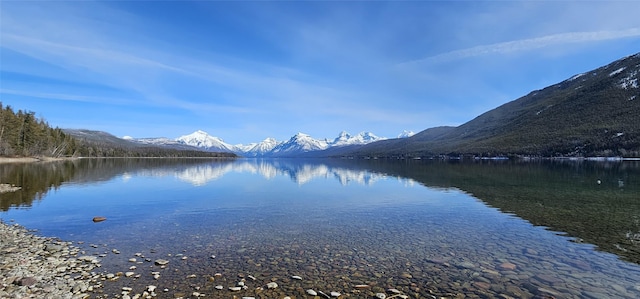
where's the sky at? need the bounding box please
[2,1,640,145]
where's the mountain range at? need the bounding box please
[123,130,407,157]
[65,52,639,158]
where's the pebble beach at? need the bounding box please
[1,219,406,299]
[0,220,99,299]
[5,215,640,299]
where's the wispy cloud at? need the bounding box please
[0,88,131,105]
[400,28,640,66]
[4,1,640,143]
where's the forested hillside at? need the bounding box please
[348,53,640,158]
[0,103,76,157]
[0,103,235,158]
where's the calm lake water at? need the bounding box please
[1,158,640,298]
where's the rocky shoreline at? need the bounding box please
[0,219,415,299]
[0,220,101,299]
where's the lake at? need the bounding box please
[1,158,640,298]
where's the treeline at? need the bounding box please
[0,103,235,158]
[0,103,77,157]
[72,142,236,158]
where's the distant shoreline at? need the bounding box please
[0,157,74,164]
[0,156,236,164]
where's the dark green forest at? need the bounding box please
[0,103,235,158]
[0,103,76,157]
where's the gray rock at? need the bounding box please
[45,244,64,253]
[457,261,475,269]
[154,259,169,266]
[17,277,37,286]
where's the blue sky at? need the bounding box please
[2,1,640,145]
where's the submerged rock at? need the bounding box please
[154,259,169,266]
[499,262,517,271]
[457,261,476,269]
[92,216,107,223]
[266,282,278,289]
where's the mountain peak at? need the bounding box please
[330,131,385,147]
[294,132,310,137]
[187,130,214,138]
[398,130,415,138]
[141,129,388,157]
[176,130,235,152]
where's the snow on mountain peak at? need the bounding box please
[330,131,385,147]
[398,130,415,138]
[293,132,312,139]
[136,129,389,156]
[358,132,381,141]
[267,132,331,155]
[338,131,351,137]
[244,137,281,156]
[176,130,236,152]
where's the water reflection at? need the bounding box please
[1,158,639,266]
[351,159,640,264]
[172,159,412,186]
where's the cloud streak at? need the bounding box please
[0,88,130,105]
[401,28,640,66]
[3,1,640,143]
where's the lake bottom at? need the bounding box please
[3,159,640,298]
[62,194,640,299]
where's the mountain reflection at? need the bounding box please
[171,159,409,186]
[0,158,415,211]
[2,158,640,265]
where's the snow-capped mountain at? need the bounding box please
[175,130,237,153]
[244,138,281,157]
[120,135,209,151]
[126,129,410,157]
[398,130,415,138]
[331,131,385,146]
[270,133,329,156]
[234,143,257,153]
[130,137,182,146]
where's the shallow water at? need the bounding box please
[1,158,640,298]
